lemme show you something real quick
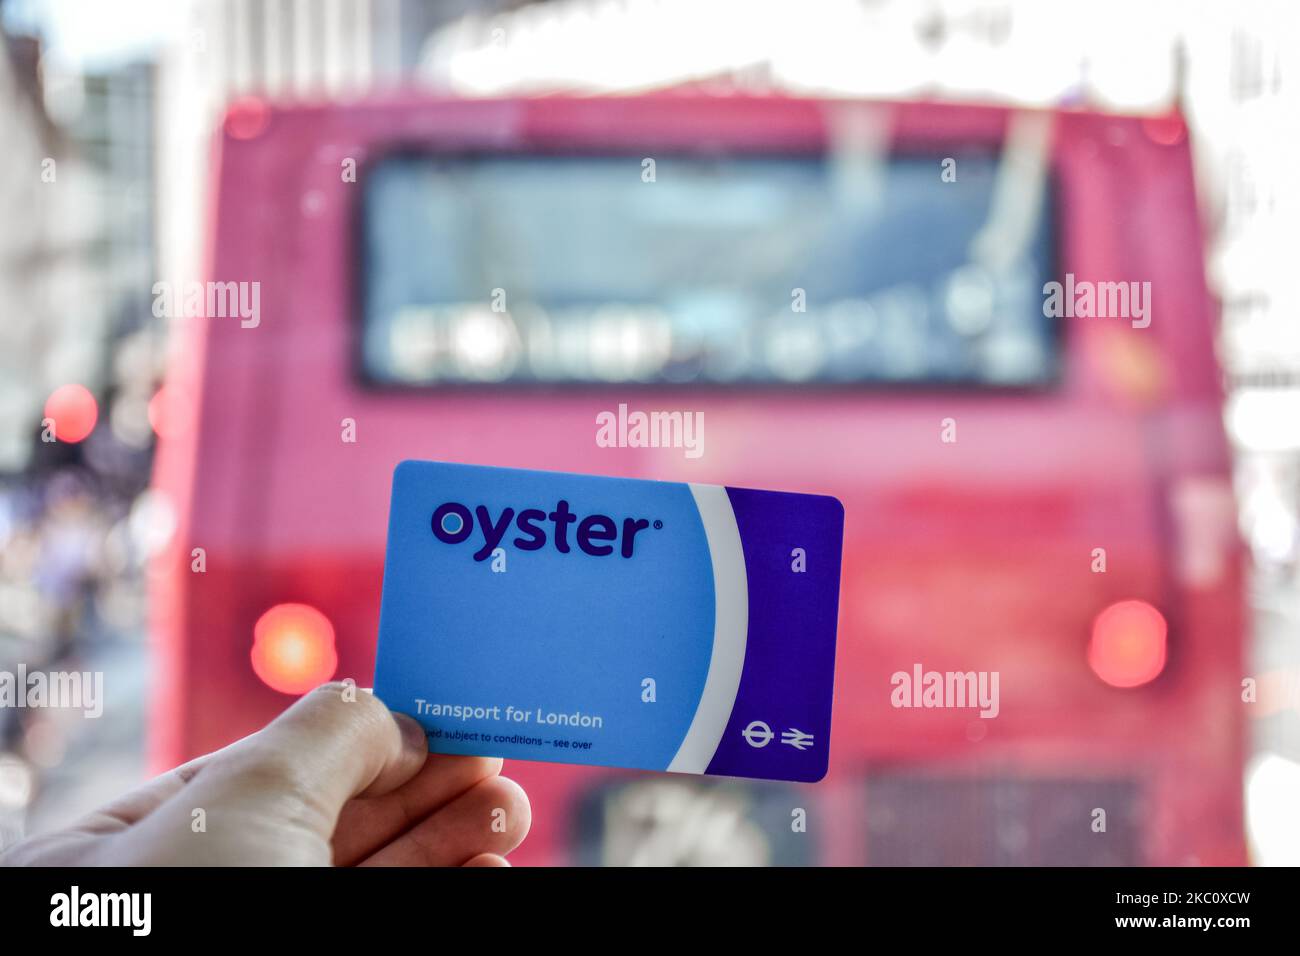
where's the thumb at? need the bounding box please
[186,682,429,834]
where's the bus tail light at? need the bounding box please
[1088,600,1168,688]
[224,96,271,140]
[251,603,338,695]
[44,384,98,443]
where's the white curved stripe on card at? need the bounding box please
[667,484,748,773]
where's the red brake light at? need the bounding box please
[1088,599,1168,688]
[224,96,271,140]
[148,385,191,440]
[1141,114,1186,146]
[44,384,98,443]
[251,603,338,695]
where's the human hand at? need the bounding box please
[1,683,530,866]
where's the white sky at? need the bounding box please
[3,0,188,69]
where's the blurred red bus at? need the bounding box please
[150,94,1245,865]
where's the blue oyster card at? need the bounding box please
[373,460,843,782]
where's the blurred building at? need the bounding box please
[72,62,157,344]
[156,0,517,301]
[0,27,107,474]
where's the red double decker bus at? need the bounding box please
[150,94,1245,865]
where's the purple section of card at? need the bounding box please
[704,487,843,782]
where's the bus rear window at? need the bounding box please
[359,152,1055,386]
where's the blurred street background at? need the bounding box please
[0,0,1298,865]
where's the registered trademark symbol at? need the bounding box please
[653,520,663,530]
